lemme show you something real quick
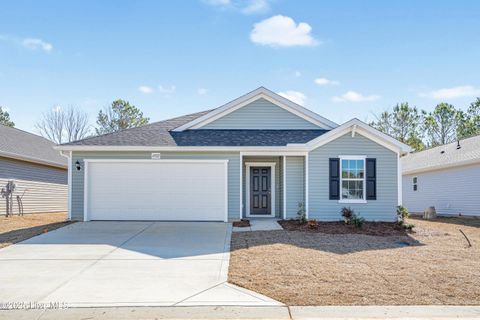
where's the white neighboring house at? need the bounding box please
[402,135,480,216]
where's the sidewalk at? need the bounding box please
[2,305,479,320]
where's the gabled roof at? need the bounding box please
[172,87,338,131]
[297,118,412,154]
[0,124,66,168]
[402,135,480,174]
[61,110,212,146]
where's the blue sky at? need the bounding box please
[1,0,480,132]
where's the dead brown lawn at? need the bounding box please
[0,213,73,248]
[228,217,480,306]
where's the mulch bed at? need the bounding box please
[0,213,73,249]
[278,219,409,236]
[232,219,250,227]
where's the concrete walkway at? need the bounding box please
[233,219,283,232]
[2,305,479,319]
[0,221,280,307]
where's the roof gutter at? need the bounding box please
[54,145,311,152]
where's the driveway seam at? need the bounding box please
[36,222,155,303]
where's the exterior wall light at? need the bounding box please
[75,160,81,171]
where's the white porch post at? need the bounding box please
[305,154,309,219]
[239,152,243,220]
[283,155,287,220]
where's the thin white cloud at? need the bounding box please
[332,91,380,103]
[278,90,307,106]
[138,86,154,94]
[250,15,319,47]
[0,35,53,52]
[158,85,176,94]
[420,85,480,99]
[294,70,301,77]
[197,88,208,95]
[242,0,269,14]
[204,0,270,14]
[22,38,53,52]
[315,77,340,86]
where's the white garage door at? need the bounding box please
[85,160,228,221]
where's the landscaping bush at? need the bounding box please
[351,214,365,228]
[297,202,307,224]
[397,205,409,223]
[307,219,318,229]
[341,207,354,224]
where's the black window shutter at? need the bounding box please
[329,158,340,200]
[366,158,376,200]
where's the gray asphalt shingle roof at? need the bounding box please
[170,129,328,146]
[402,134,480,173]
[0,124,66,167]
[62,110,329,147]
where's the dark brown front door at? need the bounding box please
[250,167,271,215]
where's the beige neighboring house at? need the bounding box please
[402,135,480,216]
[0,124,67,215]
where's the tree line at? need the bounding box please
[369,98,480,151]
[1,97,480,150]
[0,100,149,144]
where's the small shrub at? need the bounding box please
[307,219,318,229]
[397,205,409,223]
[351,214,365,228]
[297,201,307,224]
[341,207,354,224]
[402,223,415,231]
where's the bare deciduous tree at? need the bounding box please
[36,106,91,144]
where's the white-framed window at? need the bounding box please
[413,176,418,191]
[339,156,367,203]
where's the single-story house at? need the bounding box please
[402,135,480,216]
[56,87,411,222]
[0,124,67,215]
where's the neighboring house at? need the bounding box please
[0,125,67,215]
[402,135,480,216]
[56,87,411,222]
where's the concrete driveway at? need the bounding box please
[0,222,279,307]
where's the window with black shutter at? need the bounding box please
[366,158,377,200]
[329,158,340,200]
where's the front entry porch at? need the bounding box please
[240,154,307,220]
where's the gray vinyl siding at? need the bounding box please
[403,163,480,216]
[285,156,305,219]
[71,151,240,221]
[0,156,67,215]
[308,133,398,221]
[242,156,281,218]
[202,98,321,129]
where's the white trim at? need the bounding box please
[305,153,309,219]
[338,155,367,204]
[283,156,287,220]
[239,152,243,220]
[245,162,276,218]
[83,159,229,164]
[351,124,357,137]
[83,160,88,222]
[224,161,229,222]
[301,118,412,154]
[55,145,310,152]
[83,159,229,222]
[173,87,338,131]
[241,151,308,156]
[397,151,402,206]
[151,152,161,159]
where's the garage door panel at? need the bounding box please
[86,161,227,221]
